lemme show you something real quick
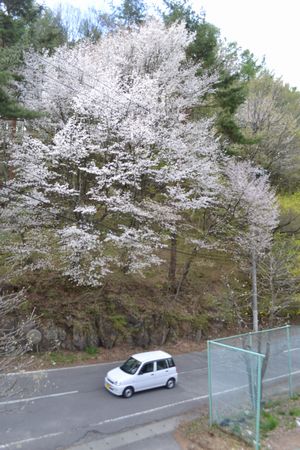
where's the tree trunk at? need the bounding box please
[268,256,275,327]
[168,233,177,292]
[252,246,258,332]
[175,247,197,299]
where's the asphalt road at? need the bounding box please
[0,351,209,450]
[0,328,300,450]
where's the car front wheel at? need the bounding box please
[123,386,134,398]
[166,378,175,389]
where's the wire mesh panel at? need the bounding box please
[290,325,300,391]
[213,326,293,400]
[251,327,292,400]
[208,325,296,449]
[208,341,263,448]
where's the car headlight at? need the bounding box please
[114,380,122,386]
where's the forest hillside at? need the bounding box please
[0,0,299,356]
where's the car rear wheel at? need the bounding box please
[166,378,175,389]
[123,386,134,398]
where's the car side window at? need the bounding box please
[139,362,154,374]
[156,359,168,370]
[167,358,175,368]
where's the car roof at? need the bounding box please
[131,350,172,362]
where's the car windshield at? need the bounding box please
[120,357,141,375]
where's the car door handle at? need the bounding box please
[151,373,154,376]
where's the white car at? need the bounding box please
[104,350,178,398]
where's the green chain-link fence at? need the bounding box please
[207,325,299,449]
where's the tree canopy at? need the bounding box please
[0,0,299,336]
[0,0,66,119]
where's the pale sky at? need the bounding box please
[43,0,300,90]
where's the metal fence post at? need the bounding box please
[249,333,255,408]
[207,340,213,426]
[286,325,293,397]
[255,355,263,450]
